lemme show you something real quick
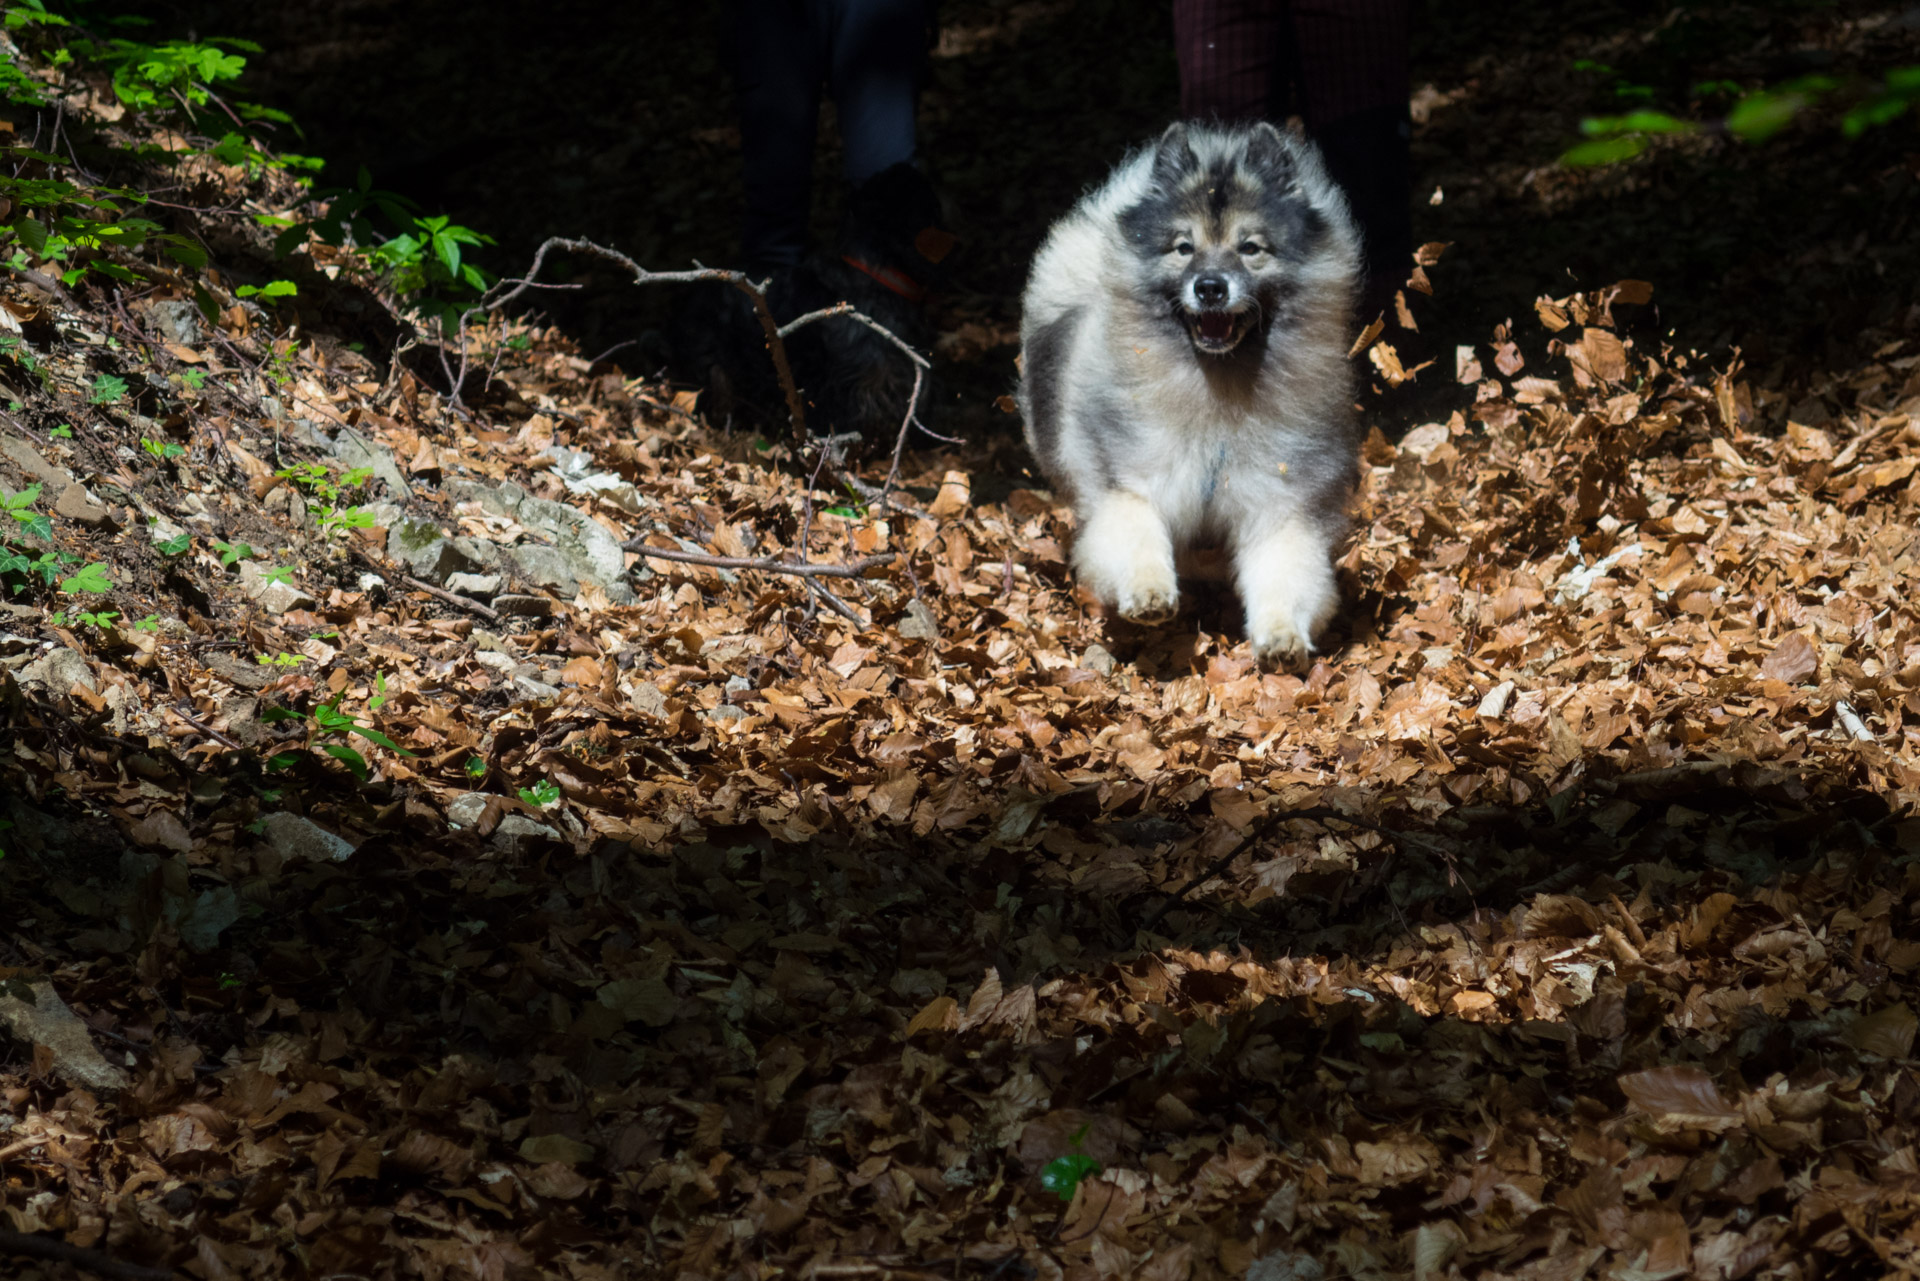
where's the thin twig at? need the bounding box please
[623,543,893,580]
[403,575,502,622]
[167,706,245,753]
[803,577,863,623]
[1835,699,1876,743]
[0,1230,176,1281]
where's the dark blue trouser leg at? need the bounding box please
[734,0,825,273]
[733,0,930,271]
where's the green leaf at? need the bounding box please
[519,779,562,807]
[155,532,191,556]
[1561,136,1648,167]
[259,706,306,723]
[346,724,411,756]
[323,742,370,780]
[1040,1153,1102,1202]
[88,373,129,405]
[59,562,113,593]
[235,279,298,299]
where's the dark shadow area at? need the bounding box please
[3,693,1909,1271]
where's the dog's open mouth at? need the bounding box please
[1186,309,1249,354]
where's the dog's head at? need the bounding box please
[1118,122,1337,356]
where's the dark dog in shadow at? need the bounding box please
[675,163,954,441]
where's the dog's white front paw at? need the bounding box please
[1241,565,1338,668]
[1250,615,1315,668]
[1115,571,1180,624]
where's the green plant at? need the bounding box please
[212,539,254,566]
[260,565,294,586]
[464,756,487,779]
[48,423,71,439]
[235,279,296,300]
[276,461,374,539]
[131,613,160,631]
[261,682,413,782]
[141,437,184,460]
[519,778,561,808]
[255,651,302,667]
[88,372,128,405]
[59,561,113,593]
[49,607,115,630]
[154,530,190,556]
[1039,1125,1103,1202]
[1565,63,1920,166]
[175,368,208,391]
[0,483,67,593]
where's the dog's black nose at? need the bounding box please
[1194,276,1228,306]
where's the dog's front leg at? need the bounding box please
[1074,490,1179,623]
[1235,514,1341,666]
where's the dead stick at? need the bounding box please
[166,706,245,752]
[625,543,894,580]
[403,575,502,622]
[0,1230,176,1281]
[483,238,818,440]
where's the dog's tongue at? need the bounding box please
[1198,312,1234,342]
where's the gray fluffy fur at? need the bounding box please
[1018,121,1363,664]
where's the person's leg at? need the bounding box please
[733,0,828,272]
[1173,0,1288,125]
[825,0,931,186]
[1285,0,1412,314]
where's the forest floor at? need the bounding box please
[3,2,1920,1281]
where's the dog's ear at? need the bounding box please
[1243,122,1297,184]
[1153,122,1199,186]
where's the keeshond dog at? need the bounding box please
[1018,122,1362,665]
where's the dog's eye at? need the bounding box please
[1174,242,1193,256]
[1239,241,1265,256]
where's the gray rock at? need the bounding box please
[1,436,70,489]
[148,299,204,347]
[503,543,580,598]
[282,417,332,452]
[897,598,940,640]
[445,572,502,600]
[326,425,412,500]
[491,813,562,854]
[356,572,386,593]
[472,651,516,673]
[513,674,564,702]
[54,482,115,528]
[1246,1253,1325,1281]
[707,704,748,725]
[449,479,634,604]
[257,812,356,862]
[360,501,407,531]
[446,792,492,830]
[147,514,189,548]
[167,884,240,952]
[493,594,556,618]
[386,522,499,584]
[238,560,317,614]
[19,647,95,695]
[1080,644,1116,675]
